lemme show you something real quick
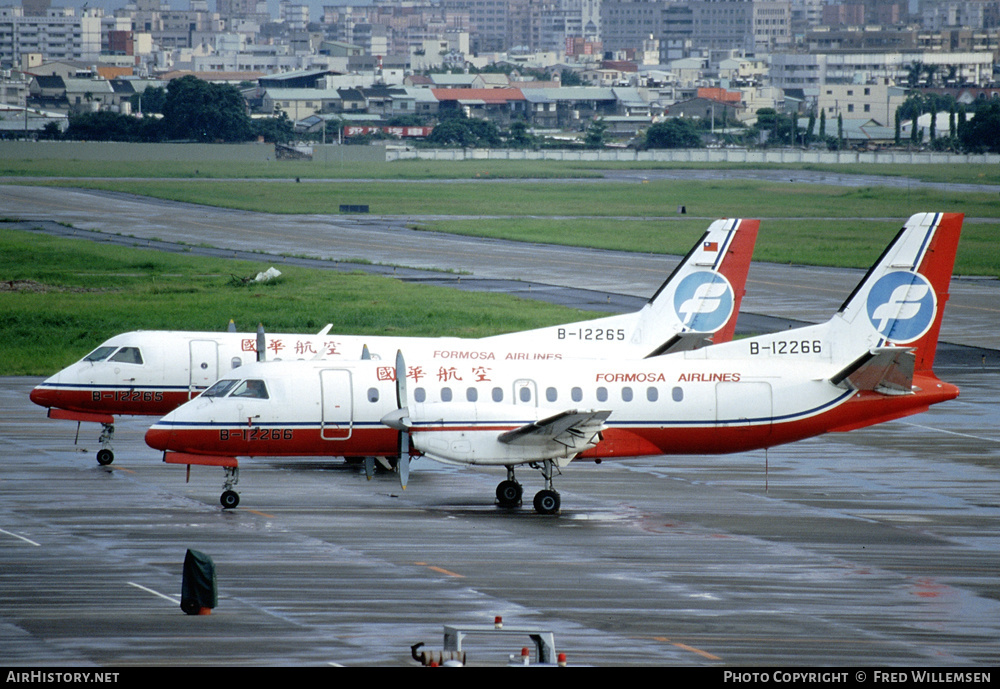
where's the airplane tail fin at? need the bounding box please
[640,218,759,351]
[835,212,963,375]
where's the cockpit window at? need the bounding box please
[201,379,239,398]
[230,379,269,399]
[109,347,143,365]
[83,346,117,362]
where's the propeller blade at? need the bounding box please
[399,433,410,490]
[361,344,371,360]
[394,350,407,409]
[392,350,411,489]
[227,319,236,333]
[364,456,374,480]
[256,323,266,362]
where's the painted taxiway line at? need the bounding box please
[128,581,180,605]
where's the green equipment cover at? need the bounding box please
[181,549,217,614]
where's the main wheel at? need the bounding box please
[96,449,114,466]
[496,480,523,508]
[220,490,240,509]
[533,489,560,515]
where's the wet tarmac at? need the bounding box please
[2,367,998,666]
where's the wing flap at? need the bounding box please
[498,409,611,451]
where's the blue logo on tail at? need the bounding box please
[865,271,936,343]
[673,272,734,332]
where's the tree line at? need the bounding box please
[894,94,1000,153]
[53,76,293,144]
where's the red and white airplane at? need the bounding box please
[30,219,758,466]
[146,213,963,512]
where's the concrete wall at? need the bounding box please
[311,143,388,164]
[387,147,1000,165]
[4,140,996,165]
[0,141,277,162]
[0,141,391,163]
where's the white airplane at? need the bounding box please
[31,218,758,466]
[146,213,963,512]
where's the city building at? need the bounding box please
[0,6,101,67]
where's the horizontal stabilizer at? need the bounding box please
[830,347,915,395]
[498,409,610,451]
[644,332,713,358]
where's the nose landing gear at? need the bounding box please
[220,467,240,509]
[96,423,115,465]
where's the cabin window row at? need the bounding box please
[368,385,686,404]
[200,380,685,405]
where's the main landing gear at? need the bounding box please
[495,460,561,515]
[96,423,115,465]
[496,467,523,508]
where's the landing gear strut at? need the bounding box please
[96,423,115,465]
[220,467,240,509]
[531,460,561,515]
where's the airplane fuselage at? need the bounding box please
[29,322,669,419]
[144,351,959,466]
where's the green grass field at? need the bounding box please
[0,229,592,375]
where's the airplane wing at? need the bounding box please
[498,409,611,452]
[829,347,915,395]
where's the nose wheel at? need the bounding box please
[95,423,115,465]
[220,467,240,509]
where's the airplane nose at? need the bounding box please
[29,385,58,409]
[144,426,172,451]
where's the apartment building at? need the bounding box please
[770,49,994,91]
[0,6,101,67]
[113,0,223,51]
[815,82,907,125]
[602,0,790,60]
